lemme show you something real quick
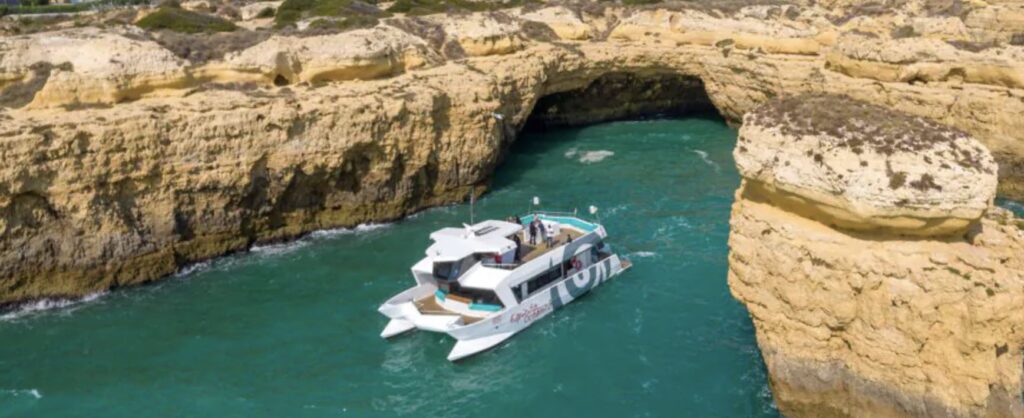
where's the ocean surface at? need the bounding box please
[0,117,783,417]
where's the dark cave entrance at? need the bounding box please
[523,72,722,131]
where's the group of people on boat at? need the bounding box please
[498,214,572,266]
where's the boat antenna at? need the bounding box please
[469,191,476,225]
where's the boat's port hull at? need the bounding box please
[380,254,630,361]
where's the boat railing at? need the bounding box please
[520,211,601,233]
[519,210,587,219]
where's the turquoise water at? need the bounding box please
[998,198,1024,217]
[0,118,780,417]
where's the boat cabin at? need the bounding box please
[409,214,610,320]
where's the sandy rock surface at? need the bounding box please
[729,96,1024,418]
[212,25,440,84]
[1,1,1023,304]
[736,94,998,235]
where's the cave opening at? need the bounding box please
[522,71,722,132]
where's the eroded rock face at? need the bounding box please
[0,27,188,107]
[1,3,1024,309]
[525,72,717,129]
[729,95,1024,418]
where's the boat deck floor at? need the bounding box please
[519,229,583,263]
[413,295,484,324]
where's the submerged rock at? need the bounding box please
[729,95,1024,418]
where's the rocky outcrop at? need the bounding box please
[736,94,997,236]
[1,3,1023,308]
[728,94,1024,418]
[0,27,189,107]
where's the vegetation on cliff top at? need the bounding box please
[0,0,145,15]
[274,0,385,28]
[387,0,538,16]
[748,94,990,173]
[136,6,237,33]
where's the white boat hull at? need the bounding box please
[380,255,630,361]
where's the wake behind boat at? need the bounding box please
[378,211,631,361]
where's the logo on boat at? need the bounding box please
[511,303,551,324]
[549,260,611,309]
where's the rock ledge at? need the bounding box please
[736,94,998,236]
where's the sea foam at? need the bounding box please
[0,292,106,322]
[251,222,393,256]
[693,150,720,172]
[2,389,42,399]
[578,150,614,164]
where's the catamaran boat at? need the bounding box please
[378,212,631,361]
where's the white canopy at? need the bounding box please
[425,220,523,262]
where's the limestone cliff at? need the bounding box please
[1,2,1024,309]
[728,94,1024,418]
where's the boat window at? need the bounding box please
[526,265,563,295]
[433,256,479,281]
[433,261,458,280]
[514,283,527,303]
[451,287,503,307]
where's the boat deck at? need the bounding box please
[519,229,583,263]
[413,294,484,324]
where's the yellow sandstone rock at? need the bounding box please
[2,4,1024,304]
[729,95,1024,418]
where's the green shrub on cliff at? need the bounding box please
[274,0,385,28]
[620,0,662,5]
[386,0,538,16]
[136,7,237,33]
[0,0,145,15]
[256,6,276,18]
[306,15,378,31]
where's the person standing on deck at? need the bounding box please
[536,218,547,248]
[512,233,522,263]
[528,216,539,245]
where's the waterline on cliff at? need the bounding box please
[171,222,396,278]
[250,223,394,256]
[0,292,107,322]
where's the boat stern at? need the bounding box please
[378,284,473,338]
